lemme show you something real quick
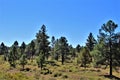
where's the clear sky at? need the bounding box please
[0,0,120,47]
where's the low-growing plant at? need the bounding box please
[62,74,68,78]
[53,72,62,77]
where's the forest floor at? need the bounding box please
[0,56,120,80]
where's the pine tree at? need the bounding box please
[13,41,19,60]
[51,36,56,59]
[37,52,44,70]
[20,53,27,70]
[76,44,81,53]
[98,20,118,76]
[19,42,27,70]
[8,46,17,68]
[86,32,97,51]
[36,25,50,60]
[0,42,8,60]
[59,37,69,65]
[8,41,19,68]
[69,45,76,58]
[80,47,92,68]
[36,25,50,69]
[30,40,35,61]
[54,39,60,61]
[20,42,26,56]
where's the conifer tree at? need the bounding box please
[86,32,97,51]
[80,47,92,68]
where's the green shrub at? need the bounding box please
[53,73,58,77]
[40,69,52,75]
[53,72,62,77]
[62,74,68,78]
[69,69,72,72]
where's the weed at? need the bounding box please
[53,72,62,77]
[62,74,68,78]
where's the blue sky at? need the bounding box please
[0,0,120,47]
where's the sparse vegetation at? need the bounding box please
[0,20,120,80]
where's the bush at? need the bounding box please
[62,74,68,78]
[53,73,58,77]
[25,68,30,71]
[40,69,52,75]
[69,69,72,72]
[53,72,62,77]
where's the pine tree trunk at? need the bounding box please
[23,65,24,70]
[109,39,112,76]
[110,55,112,76]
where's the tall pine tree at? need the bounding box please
[59,37,69,65]
[99,20,118,76]
[86,32,97,51]
[36,25,50,68]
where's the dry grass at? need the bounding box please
[0,56,120,80]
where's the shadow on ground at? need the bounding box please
[104,75,120,80]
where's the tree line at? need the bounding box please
[0,20,120,76]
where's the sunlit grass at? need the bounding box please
[0,55,120,80]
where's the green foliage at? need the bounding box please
[53,72,62,77]
[69,45,76,58]
[37,53,45,70]
[0,42,8,61]
[20,42,26,55]
[40,68,52,75]
[76,44,81,53]
[90,42,106,67]
[8,47,16,68]
[0,72,32,80]
[98,20,118,76]
[36,24,50,60]
[29,40,35,61]
[59,37,69,65]
[62,74,68,78]
[20,54,27,70]
[80,47,92,68]
[54,39,60,61]
[86,32,97,51]
[0,21,120,80]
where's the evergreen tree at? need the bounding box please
[36,25,50,60]
[0,42,8,60]
[0,42,5,55]
[51,36,55,48]
[59,37,69,65]
[80,47,92,68]
[69,45,76,58]
[76,44,81,53]
[36,25,50,68]
[51,36,56,59]
[98,20,118,76]
[20,42,26,56]
[90,41,107,67]
[19,42,27,70]
[86,32,97,51]
[20,53,27,70]
[8,46,17,68]
[30,40,35,61]
[14,41,19,47]
[8,41,19,68]
[37,52,44,70]
[111,32,120,66]
[54,39,60,61]
[13,41,19,60]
